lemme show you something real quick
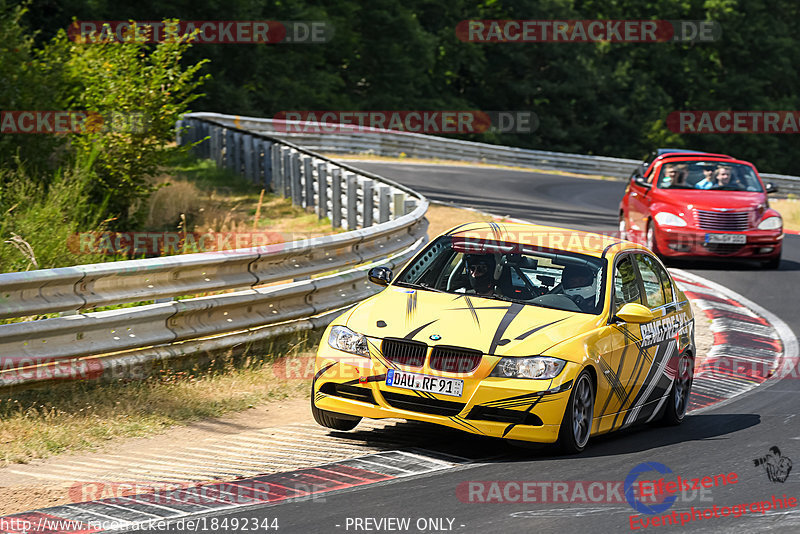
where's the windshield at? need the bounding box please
[656,161,763,192]
[394,235,607,315]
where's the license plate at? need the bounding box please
[705,233,746,244]
[385,369,463,397]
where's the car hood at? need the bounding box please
[654,190,765,213]
[345,286,602,358]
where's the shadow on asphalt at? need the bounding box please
[325,412,760,462]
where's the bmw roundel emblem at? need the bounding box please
[430,334,442,341]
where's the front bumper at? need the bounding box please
[313,344,578,444]
[655,226,782,259]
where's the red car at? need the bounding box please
[619,149,783,268]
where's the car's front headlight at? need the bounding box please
[758,216,782,231]
[328,326,369,357]
[654,212,687,227]
[489,356,566,379]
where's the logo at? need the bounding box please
[430,334,442,341]
[625,462,677,515]
[753,446,793,483]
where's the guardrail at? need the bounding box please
[0,115,428,389]
[193,113,800,196]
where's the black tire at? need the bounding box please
[762,253,781,270]
[557,370,595,454]
[619,213,628,240]
[662,352,693,425]
[311,394,361,431]
[646,220,660,256]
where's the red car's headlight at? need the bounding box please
[757,216,782,231]
[654,212,688,227]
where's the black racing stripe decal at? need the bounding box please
[598,341,630,419]
[514,318,566,340]
[367,338,396,370]
[601,241,623,258]
[488,303,524,354]
[501,396,544,437]
[314,362,337,385]
[611,326,653,429]
[403,320,438,340]
[444,222,473,236]
[450,416,483,434]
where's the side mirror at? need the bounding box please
[765,182,779,194]
[632,174,651,188]
[614,303,655,324]
[368,267,393,286]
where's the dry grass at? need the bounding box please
[0,201,495,466]
[425,202,504,237]
[771,198,800,233]
[0,341,315,466]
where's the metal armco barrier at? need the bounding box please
[0,114,429,389]
[190,113,800,196]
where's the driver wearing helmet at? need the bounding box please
[560,264,597,312]
[459,254,497,297]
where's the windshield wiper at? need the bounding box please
[665,184,695,189]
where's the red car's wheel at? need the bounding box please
[618,214,628,240]
[646,220,660,255]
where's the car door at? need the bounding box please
[620,253,689,425]
[626,163,657,242]
[593,252,648,434]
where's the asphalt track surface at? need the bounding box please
[141,163,800,533]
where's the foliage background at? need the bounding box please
[11,0,800,174]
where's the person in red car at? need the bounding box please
[695,165,732,189]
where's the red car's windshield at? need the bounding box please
[656,161,763,192]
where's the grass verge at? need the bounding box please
[0,333,317,466]
[771,198,800,233]
[0,203,496,466]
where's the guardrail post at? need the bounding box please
[378,186,390,223]
[243,134,253,181]
[331,168,342,228]
[346,174,358,230]
[262,140,273,190]
[317,163,328,220]
[175,119,185,146]
[232,132,243,174]
[271,144,282,193]
[362,179,374,227]
[303,157,314,210]
[392,193,405,220]
[291,153,302,205]
[224,129,235,170]
[281,148,292,198]
[212,127,222,167]
[201,122,211,159]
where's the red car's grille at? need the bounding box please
[429,346,482,373]
[695,210,750,231]
[382,338,426,368]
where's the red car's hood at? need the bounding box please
[653,190,766,213]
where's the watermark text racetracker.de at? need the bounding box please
[456,480,713,505]
[68,20,333,44]
[667,111,800,134]
[457,20,721,43]
[1,111,149,134]
[273,110,538,135]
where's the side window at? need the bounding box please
[614,255,642,313]
[634,254,666,309]
[653,259,674,304]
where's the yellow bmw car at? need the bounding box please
[312,222,695,453]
